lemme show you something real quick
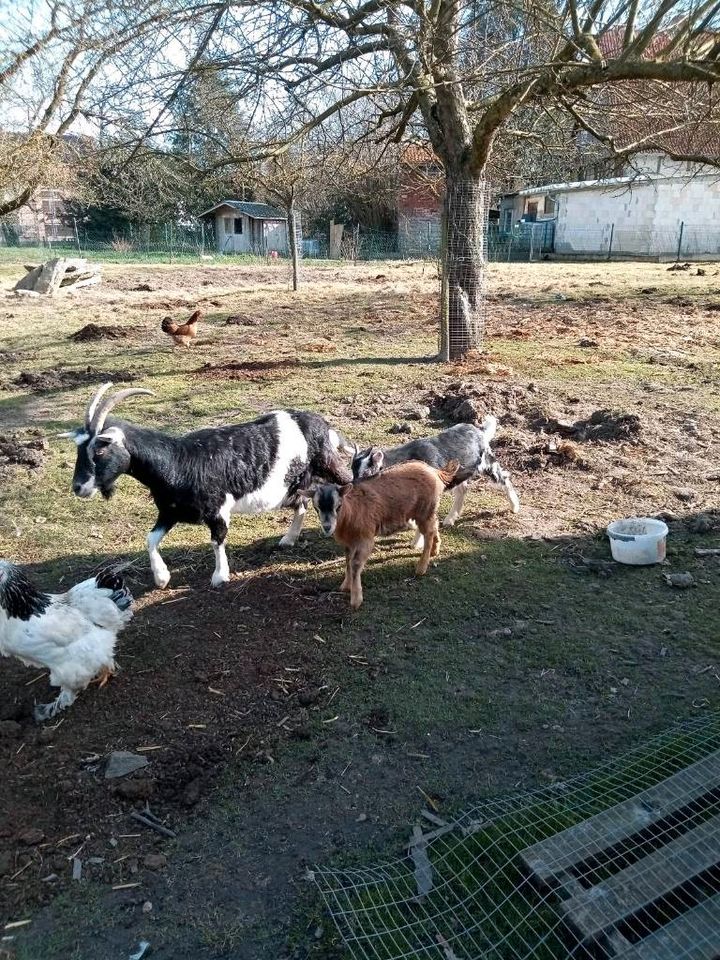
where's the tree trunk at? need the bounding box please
[287,198,300,292]
[440,170,488,360]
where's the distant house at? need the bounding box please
[0,188,76,245]
[397,144,443,255]
[514,152,720,258]
[199,201,291,255]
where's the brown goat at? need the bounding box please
[309,459,459,609]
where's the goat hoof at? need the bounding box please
[154,572,171,589]
[441,516,457,528]
[211,573,230,588]
[278,535,297,548]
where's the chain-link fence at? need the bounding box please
[314,713,720,960]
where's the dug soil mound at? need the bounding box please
[0,433,48,471]
[68,323,130,342]
[10,367,137,393]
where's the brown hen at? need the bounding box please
[161,309,200,347]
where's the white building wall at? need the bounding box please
[215,207,251,253]
[554,176,720,257]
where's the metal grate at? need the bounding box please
[314,714,720,960]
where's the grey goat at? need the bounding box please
[351,416,520,534]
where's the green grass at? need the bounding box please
[2,258,720,959]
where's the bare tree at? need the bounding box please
[96,0,720,356]
[6,1,720,355]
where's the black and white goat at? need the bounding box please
[351,416,520,535]
[62,384,352,588]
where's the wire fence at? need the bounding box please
[3,217,720,264]
[314,712,720,960]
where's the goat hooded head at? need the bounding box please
[60,383,155,499]
[350,444,385,481]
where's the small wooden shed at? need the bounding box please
[199,201,289,255]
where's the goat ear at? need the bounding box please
[94,426,125,448]
[339,483,353,497]
[370,448,384,469]
[297,485,317,501]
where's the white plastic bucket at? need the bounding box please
[607,517,668,565]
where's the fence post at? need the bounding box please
[676,221,684,261]
[529,223,535,261]
[607,223,615,261]
[73,217,81,255]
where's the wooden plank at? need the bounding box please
[614,892,720,960]
[523,749,720,881]
[563,813,720,939]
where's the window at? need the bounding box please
[543,196,557,216]
[223,217,232,233]
[234,218,243,235]
[524,201,538,222]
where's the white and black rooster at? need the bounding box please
[0,561,133,722]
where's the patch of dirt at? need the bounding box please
[0,432,48,471]
[225,314,260,326]
[197,359,301,381]
[0,567,344,920]
[9,367,137,393]
[426,380,538,424]
[528,409,642,443]
[69,324,131,343]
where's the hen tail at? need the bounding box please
[95,567,133,612]
[438,459,460,487]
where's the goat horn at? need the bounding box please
[85,382,114,428]
[92,388,156,434]
[352,441,358,458]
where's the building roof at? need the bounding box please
[198,201,286,220]
[519,169,719,196]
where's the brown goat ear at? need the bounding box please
[339,483,353,497]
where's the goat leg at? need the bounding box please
[279,501,307,547]
[339,548,351,591]
[208,516,231,588]
[349,541,373,609]
[416,517,438,575]
[147,517,175,589]
[442,481,468,527]
[480,453,521,514]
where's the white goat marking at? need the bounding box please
[211,542,230,586]
[89,426,126,452]
[230,411,308,514]
[279,501,307,547]
[73,432,90,446]
[328,429,340,449]
[147,528,171,588]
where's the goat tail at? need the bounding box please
[477,414,498,444]
[438,459,460,487]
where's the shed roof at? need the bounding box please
[199,200,286,220]
[518,170,718,196]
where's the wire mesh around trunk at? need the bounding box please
[440,178,490,360]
